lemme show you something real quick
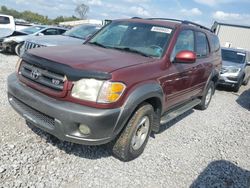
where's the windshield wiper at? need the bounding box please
[88,41,107,48]
[111,47,152,57]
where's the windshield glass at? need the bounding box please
[89,21,172,58]
[21,26,45,34]
[222,49,246,64]
[64,25,101,39]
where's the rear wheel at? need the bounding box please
[112,103,154,161]
[195,81,215,110]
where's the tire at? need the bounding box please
[15,43,24,56]
[242,76,249,86]
[233,77,243,92]
[112,103,154,161]
[195,81,215,110]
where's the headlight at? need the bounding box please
[3,37,16,43]
[222,67,241,74]
[71,79,126,103]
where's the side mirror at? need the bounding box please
[37,33,44,36]
[247,62,250,66]
[175,50,197,64]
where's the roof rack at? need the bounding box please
[145,18,212,32]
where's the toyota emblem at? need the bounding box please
[30,69,41,80]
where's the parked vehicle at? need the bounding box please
[219,48,250,92]
[0,14,15,52]
[0,14,15,31]
[19,24,102,56]
[7,18,222,161]
[1,25,67,54]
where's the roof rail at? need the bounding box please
[147,18,182,23]
[182,20,211,32]
[145,18,212,32]
[131,17,142,19]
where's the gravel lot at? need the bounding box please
[0,53,250,188]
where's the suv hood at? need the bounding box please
[27,35,84,47]
[28,44,154,73]
[222,60,244,69]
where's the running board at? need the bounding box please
[160,99,201,125]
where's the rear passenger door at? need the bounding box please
[188,31,212,96]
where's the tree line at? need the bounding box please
[0,5,80,25]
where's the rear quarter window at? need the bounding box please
[0,16,10,24]
[195,32,209,57]
[210,35,220,52]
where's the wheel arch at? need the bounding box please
[112,83,164,136]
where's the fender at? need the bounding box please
[112,83,164,136]
[202,68,219,96]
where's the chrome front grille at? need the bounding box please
[24,41,43,51]
[19,61,65,91]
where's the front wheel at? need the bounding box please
[112,103,154,161]
[195,81,215,110]
[15,42,24,56]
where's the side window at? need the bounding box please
[42,29,59,35]
[171,30,194,59]
[196,32,209,57]
[58,29,66,34]
[211,35,220,52]
[248,52,250,62]
[0,16,10,24]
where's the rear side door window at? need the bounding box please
[171,30,194,60]
[42,29,59,35]
[196,32,209,58]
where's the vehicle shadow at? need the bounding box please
[236,89,250,111]
[156,109,194,134]
[216,85,234,92]
[190,160,250,188]
[27,123,112,160]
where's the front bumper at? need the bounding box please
[218,74,239,86]
[7,74,122,145]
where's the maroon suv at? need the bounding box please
[8,18,222,161]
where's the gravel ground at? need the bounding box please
[0,53,250,188]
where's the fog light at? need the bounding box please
[79,124,90,135]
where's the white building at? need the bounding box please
[59,19,103,27]
[211,22,250,51]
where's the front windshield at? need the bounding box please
[222,49,246,64]
[89,21,172,58]
[21,26,45,34]
[64,25,101,39]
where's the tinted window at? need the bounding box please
[196,32,209,57]
[42,29,59,35]
[90,21,172,58]
[171,30,194,59]
[0,16,10,24]
[222,49,246,64]
[58,29,67,34]
[211,35,220,52]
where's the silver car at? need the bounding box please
[20,24,102,56]
[2,25,67,55]
[219,48,250,92]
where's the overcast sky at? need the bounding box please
[1,0,250,27]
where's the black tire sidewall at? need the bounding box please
[128,106,153,159]
[112,103,154,161]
